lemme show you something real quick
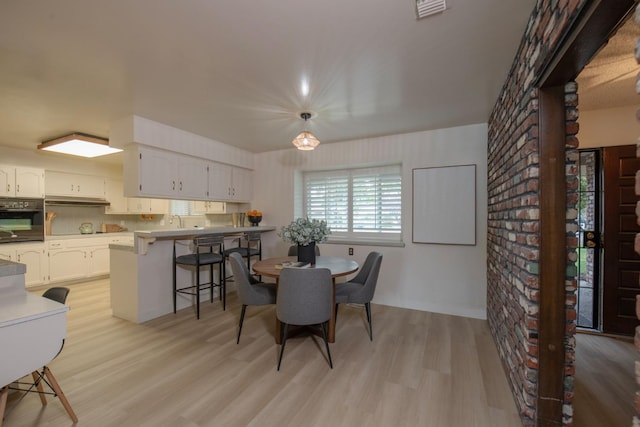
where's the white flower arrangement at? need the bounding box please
[280,217,331,246]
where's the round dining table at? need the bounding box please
[252,256,359,343]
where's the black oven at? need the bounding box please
[0,198,44,243]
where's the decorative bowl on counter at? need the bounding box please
[247,215,262,226]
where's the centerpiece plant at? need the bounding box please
[280,217,330,264]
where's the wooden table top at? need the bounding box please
[252,256,359,279]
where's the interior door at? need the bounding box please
[602,144,640,335]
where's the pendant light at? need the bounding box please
[292,112,320,150]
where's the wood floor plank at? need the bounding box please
[3,278,522,427]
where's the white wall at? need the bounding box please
[579,105,640,148]
[253,123,489,319]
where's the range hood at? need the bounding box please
[45,196,111,207]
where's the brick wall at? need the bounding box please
[487,1,585,425]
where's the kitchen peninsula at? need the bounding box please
[110,226,275,323]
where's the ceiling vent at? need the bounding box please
[416,0,446,19]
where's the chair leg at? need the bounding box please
[32,371,47,405]
[365,303,372,341]
[221,262,226,310]
[43,366,78,423]
[210,262,215,303]
[196,266,201,320]
[277,323,289,371]
[172,253,177,314]
[237,305,247,344]
[0,386,9,427]
[321,321,333,369]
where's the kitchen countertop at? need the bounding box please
[0,258,26,278]
[46,232,134,241]
[130,225,276,255]
[134,225,275,240]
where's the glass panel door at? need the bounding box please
[576,149,601,329]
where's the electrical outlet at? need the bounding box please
[348,247,353,256]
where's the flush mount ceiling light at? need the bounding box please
[291,112,320,151]
[415,0,446,19]
[37,132,122,158]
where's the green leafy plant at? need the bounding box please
[279,217,331,246]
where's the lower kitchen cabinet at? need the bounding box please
[47,235,131,284]
[0,243,47,288]
[48,241,89,283]
[16,244,48,287]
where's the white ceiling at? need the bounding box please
[0,0,548,158]
[576,16,639,112]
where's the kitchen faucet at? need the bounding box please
[170,215,183,228]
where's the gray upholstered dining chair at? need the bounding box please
[276,268,333,371]
[287,244,320,256]
[228,252,276,344]
[335,251,382,341]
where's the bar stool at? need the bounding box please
[173,234,225,319]
[223,231,262,281]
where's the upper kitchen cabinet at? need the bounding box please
[123,145,208,200]
[208,162,253,202]
[45,171,105,198]
[104,179,128,214]
[0,165,45,198]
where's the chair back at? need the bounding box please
[194,234,224,254]
[287,245,320,256]
[229,252,266,304]
[277,268,332,326]
[350,252,383,303]
[42,287,70,304]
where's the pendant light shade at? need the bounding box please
[292,112,320,150]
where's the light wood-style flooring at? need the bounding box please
[574,332,636,427]
[4,278,522,427]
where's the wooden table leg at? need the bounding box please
[328,279,336,343]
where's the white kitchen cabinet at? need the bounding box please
[48,241,88,283]
[0,243,47,288]
[0,165,45,198]
[0,246,14,261]
[45,171,105,198]
[105,179,167,215]
[124,146,208,200]
[104,179,128,214]
[16,243,47,288]
[127,197,168,214]
[207,162,253,202]
[87,245,110,276]
[47,237,114,283]
[192,201,226,214]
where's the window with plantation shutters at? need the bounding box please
[303,164,402,242]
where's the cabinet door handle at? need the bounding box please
[77,184,80,192]
[6,184,9,192]
[16,184,19,193]
[180,181,183,191]
[172,180,176,191]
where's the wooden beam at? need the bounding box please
[537,85,567,426]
